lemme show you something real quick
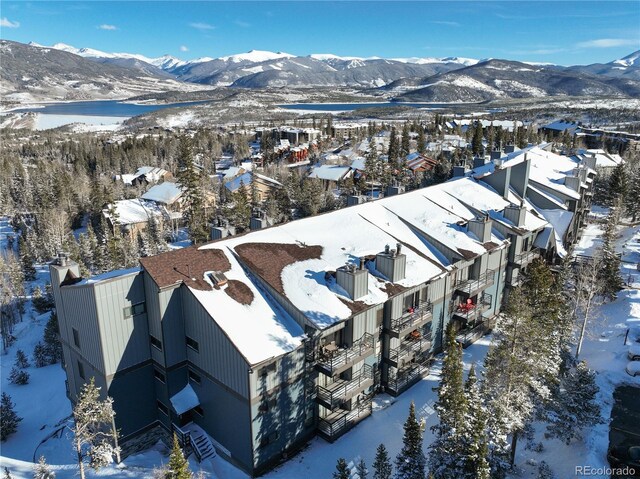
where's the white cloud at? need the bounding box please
[189,22,215,30]
[180,45,189,52]
[1,17,20,28]
[98,24,118,30]
[430,21,460,27]
[576,38,639,48]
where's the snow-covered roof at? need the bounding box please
[170,384,200,415]
[351,158,366,171]
[197,191,459,330]
[104,199,164,225]
[188,251,306,365]
[576,149,624,169]
[537,208,573,257]
[141,182,184,205]
[543,120,578,131]
[69,267,142,287]
[309,165,352,182]
[224,172,252,192]
[135,166,169,182]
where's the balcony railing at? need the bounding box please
[511,248,540,267]
[317,398,372,442]
[452,293,492,322]
[388,335,432,368]
[455,269,495,296]
[388,302,433,338]
[317,364,373,410]
[456,316,495,348]
[316,333,375,376]
[386,355,432,396]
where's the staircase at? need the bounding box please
[182,423,217,462]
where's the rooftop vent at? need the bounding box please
[56,252,70,267]
[208,271,228,287]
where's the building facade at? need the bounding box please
[51,144,594,476]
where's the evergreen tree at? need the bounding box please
[71,378,120,479]
[33,342,48,368]
[400,123,411,158]
[373,444,393,479]
[625,162,640,221]
[333,458,350,479]
[471,122,484,156]
[462,366,490,479]
[608,163,627,205]
[176,137,208,244]
[598,206,623,300]
[428,325,467,479]
[15,349,30,369]
[417,128,426,154]
[482,287,537,475]
[544,361,601,444]
[43,312,62,364]
[388,127,400,162]
[33,456,55,479]
[356,458,368,479]
[8,367,29,385]
[2,468,10,479]
[18,235,36,281]
[166,433,192,479]
[395,402,426,479]
[0,393,22,441]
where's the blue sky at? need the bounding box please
[1,1,639,65]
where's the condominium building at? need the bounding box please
[50,143,594,477]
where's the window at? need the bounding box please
[123,302,146,318]
[186,336,199,352]
[376,308,384,328]
[157,400,169,416]
[77,360,85,380]
[72,328,80,349]
[259,430,280,448]
[194,406,204,417]
[259,362,277,377]
[188,370,201,384]
[150,335,162,351]
[154,368,166,383]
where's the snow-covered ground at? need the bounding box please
[2,215,640,478]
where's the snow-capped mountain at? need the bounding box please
[218,50,294,63]
[10,41,640,100]
[612,50,640,68]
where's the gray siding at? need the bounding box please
[182,288,250,398]
[107,364,157,439]
[143,272,166,367]
[160,288,186,367]
[94,273,150,376]
[58,285,104,373]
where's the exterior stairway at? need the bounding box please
[182,423,217,462]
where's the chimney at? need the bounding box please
[359,257,366,270]
[211,225,236,240]
[564,175,581,192]
[504,203,526,227]
[504,145,516,154]
[468,215,492,243]
[376,244,407,282]
[452,166,468,177]
[336,263,369,300]
[490,150,502,161]
[473,156,486,169]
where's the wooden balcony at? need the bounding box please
[387,335,432,368]
[455,269,495,297]
[316,333,375,377]
[511,248,540,267]
[386,355,432,396]
[317,364,373,410]
[387,302,433,339]
[456,316,495,348]
[317,398,372,442]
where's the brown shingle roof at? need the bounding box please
[140,246,230,291]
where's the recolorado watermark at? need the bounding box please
[576,465,636,476]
